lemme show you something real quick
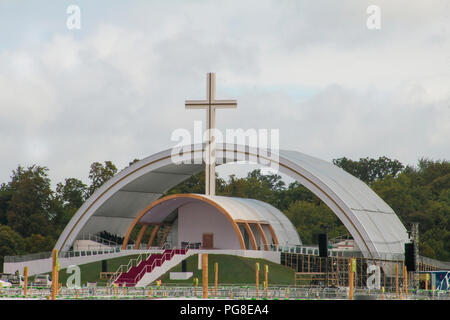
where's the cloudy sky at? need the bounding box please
[0,0,449,186]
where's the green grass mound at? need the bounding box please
[158,254,295,285]
[29,254,140,286]
[28,253,296,287]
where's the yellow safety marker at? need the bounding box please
[23,266,28,297]
[214,262,218,297]
[202,254,208,299]
[256,262,260,298]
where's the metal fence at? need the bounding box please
[4,251,53,263]
[281,252,449,292]
[1,284,448,300]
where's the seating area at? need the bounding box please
[114,249,188,286]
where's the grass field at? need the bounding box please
[29,253,296,287]
[29,254,140,285]
[158,254,296,285]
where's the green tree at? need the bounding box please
[280,182,318,211]
[128,159,140,167]
[284,201,348,245]
[371,159,450,260]
[0,225,25,271]
[333,156,404,184]
[56,178,87,209]
[220,174,247,197]
[87,161,118,196]
[0,183,11,225]
[24,234,54,254]
[6,165,54,237]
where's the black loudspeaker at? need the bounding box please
[101,260,107,273]
[318,233,328,258]
[181,259,187,272]
[405,243,416,272]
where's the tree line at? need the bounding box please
[166,156,449,261]
[0,156,448,270]
[0,161,118,268]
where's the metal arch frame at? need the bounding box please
[121,193,247,250]
[127,196,281,251]
[54,143,407,260]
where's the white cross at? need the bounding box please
[185,72,237,195]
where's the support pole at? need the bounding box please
[51,249,58,300]
[194,278,198,296]
[214,262,218,297]
[348,258,354,300]
[404,265,408,298]
[395,263,399,299]
[147,225,160,249]
[202,254,208,299]
[264,264,269,298]
[23,266,28,297]
[134,225,148,249]
[255,262,260,298]
[56,270,59,296]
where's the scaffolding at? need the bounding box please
[282,252,447,292]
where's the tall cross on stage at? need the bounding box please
[185,72,237,196]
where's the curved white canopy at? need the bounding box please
[54,143,409,259]
[135,194,301,248]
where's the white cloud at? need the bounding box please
[0,0,449,186]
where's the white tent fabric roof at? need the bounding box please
[55,143,409,260]
[137,194,302,247]
[278,149,408,258]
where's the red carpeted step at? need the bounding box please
[114,249,188,286]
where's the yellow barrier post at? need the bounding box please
[214,262,218,297]
[194,277,198,296]
[263,280,266,297]
[348,258,355,300]
[56,272,59,296]
[264,265,269,298]
[23,266,28,297]
[156,280,161,297]
[51,249,58,300]
[202,254,208,299]
[255,262,260,298]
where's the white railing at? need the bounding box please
[269,244,318,254]
[109,251,152,285]
[160,242,171,250]
[76,233,120,248]
[132,249,174,285]
[329,234,353,246]
[130,249,189,286]
[110,247,190,287]
[59,246,122,259]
